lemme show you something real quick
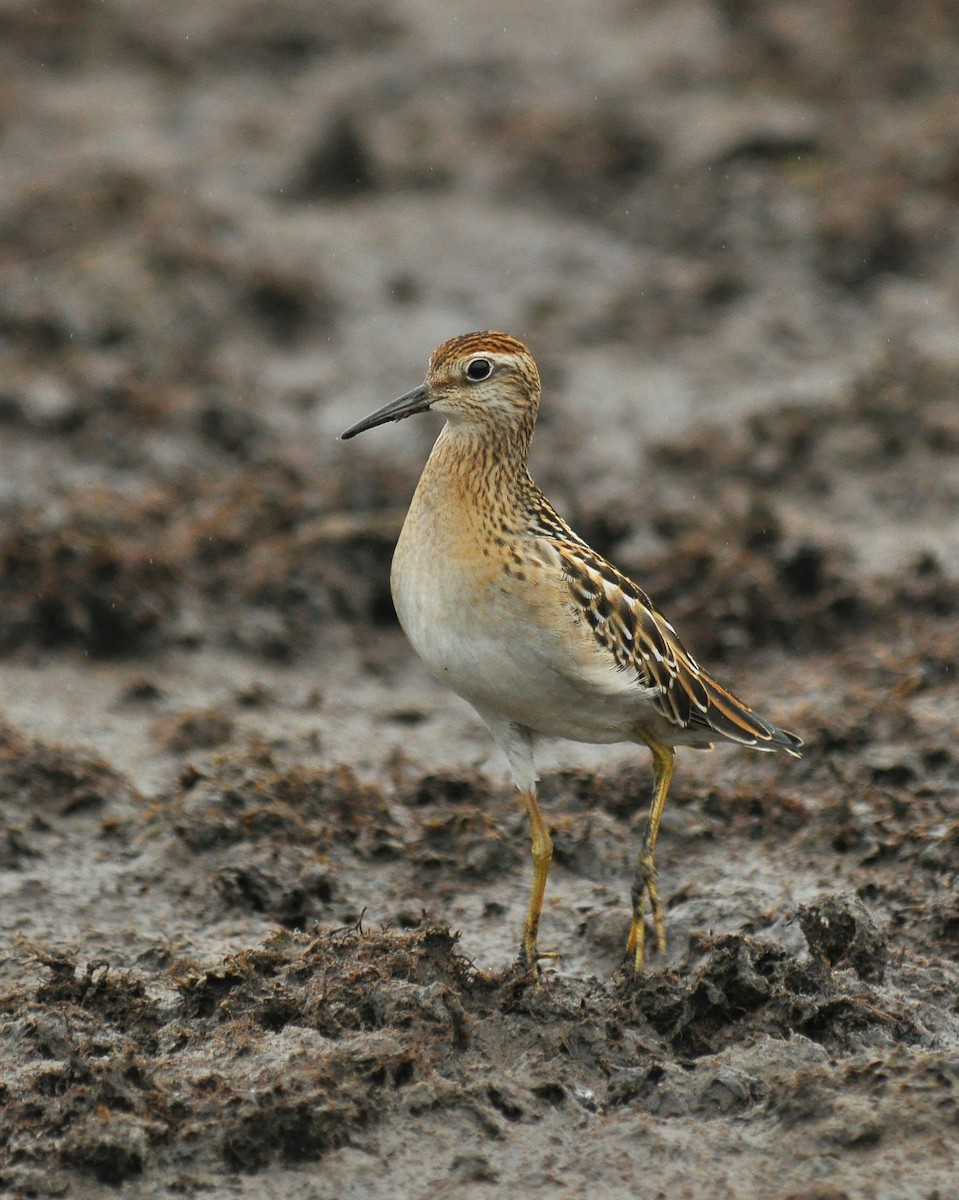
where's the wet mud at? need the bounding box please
[1,2,959,1198]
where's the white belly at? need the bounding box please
[391,528,648,745]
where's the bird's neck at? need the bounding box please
[415,419,536,531]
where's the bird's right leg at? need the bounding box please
[627,731,675,971]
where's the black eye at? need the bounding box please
[465,357,493,381]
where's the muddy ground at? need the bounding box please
[1,2,959,1197]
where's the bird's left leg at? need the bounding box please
[477,713,558,971]
[627,731,675,971]
[520,784,555,969]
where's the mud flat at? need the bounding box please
[1,3,958,1197]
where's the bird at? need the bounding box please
[341,332,802,972]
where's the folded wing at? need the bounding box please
[549,537,802,756]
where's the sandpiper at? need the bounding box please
[342,332,802,971]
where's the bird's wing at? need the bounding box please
[531,515,800,753]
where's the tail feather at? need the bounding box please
[697,674,803,757]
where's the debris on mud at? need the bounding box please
[798,893,888,983]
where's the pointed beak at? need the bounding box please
[340,384,431,440]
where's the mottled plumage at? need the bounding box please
[342,332,801,972]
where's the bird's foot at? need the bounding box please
[626,855,666,971]
[518,942,561,976]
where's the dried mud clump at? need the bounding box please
[156,707,236,754]
[158,752,401,925]
[176,924,471,1033]
[0,952,166,1194]
[158,462,402,655]
[173,925,471,1174]
[798,893,888,983]
[0,458,411,659]
[60,1111,150,1186]
[0,718,134,821]
[0,927,472,1190]
[765,1051,959,1151]
[0,514,177,655]
[2,916,953,1193]
[169,752,398,855]
[407,799,521,888]
[619,933,919,1059]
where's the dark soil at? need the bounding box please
[1,2,958,1197]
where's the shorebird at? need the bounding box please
[342,332,802,972]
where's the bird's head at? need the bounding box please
[340,331,540,441]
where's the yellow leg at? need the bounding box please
[520,788,556,970]
[626,732,675,971]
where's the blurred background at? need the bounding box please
[2,0,958,669]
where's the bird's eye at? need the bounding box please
[465,357,493,381]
